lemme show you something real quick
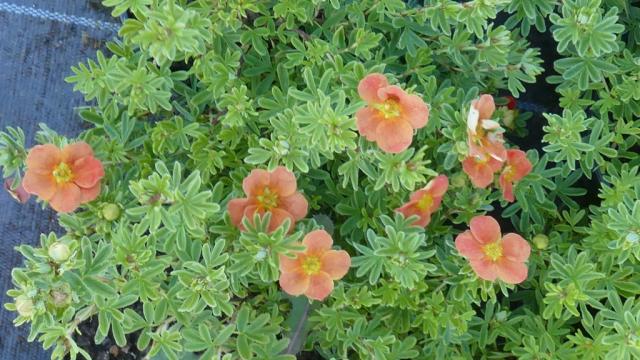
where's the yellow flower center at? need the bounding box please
[416,194,433,211]
[503,165,515,181]
[256,187,279,211]
[476,123,489,138]
[301,256,322,275]
[374,99,401,119]
[482,242,503,262]
[474,154,490,165]
[52,162,74,184]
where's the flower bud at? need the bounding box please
[450,173,466,188]
[48,242,71,263]
[495,311,508,321]
[532,234,549,250]
[15,295,35,317]
[275,140,290,156]
[50,287,72,308]
[255,248,268,261]
[102,203,121,221]
[502,109,517,129]
[4,178,31,204]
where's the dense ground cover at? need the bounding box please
[2,0,640,359]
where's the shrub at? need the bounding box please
[2,0,640,359]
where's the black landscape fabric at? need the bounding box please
[0,1,118,358]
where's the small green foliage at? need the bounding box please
[542,110,594,172]
[353,214,437,288]
[551,0,624,57]
[2,0,640,359]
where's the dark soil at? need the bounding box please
[68,316,146,360]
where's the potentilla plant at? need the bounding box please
[1,0,639,359]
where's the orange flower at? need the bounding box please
[455,216,530,284]
[396,175,449,227]
[279,230,351,301]
[227,166,308,233]
[462,154,503,188]
[22,142,104,213]
[355,73,429,153]
[467,94,507,162]
[499,149,532,202]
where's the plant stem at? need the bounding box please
[142,316,177,360]
[66,304,98,338]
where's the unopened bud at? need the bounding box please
[532,234,549,250]
[48,242,71,263]
[15,295,34,317]
[50,287,72,308]
[4,178,31,204]
[255,248,268,261]
[495,311,508,321]
[502,109,517,129]
[102,203,121,221]
[275,140,290,156]
[451,173,466,188]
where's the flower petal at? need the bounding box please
[427,175,449,198]
[79,183,101,203]
[242,204,260,225]
[228,198,249,227]
[26,144,61,173]
[399,93,429,129]
[482,119,501,131]
[4,178,31,204]
[396,202,430,227]
[467,105,480,134]
[267,208,296,233]
[269,166,297,197]
[242,169,270,197]
[507,149,532,181]
[71,156,104,188]
[408,188,429,202]
[356,107,383,141]
[499,175,515,202]
[375,119,414,153]
[496,259,528,284]
[469,258,498,281]
[321,250,351,280]
[279,192,308,220]
[473,94,495,121]
[470,216,501,245]
[482,138,507,162]
[377,85,405,102]
[358,73,388,103]
[455,230,484,260]
[502,233,531,263]
[61,142,94,164]
[279,253,301,273]
[305,272,334,301]
[279,270,310,296]
[48,182,82,213]
[303,230,333,254]
[462,156,500,189]
[22,171,57,200]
